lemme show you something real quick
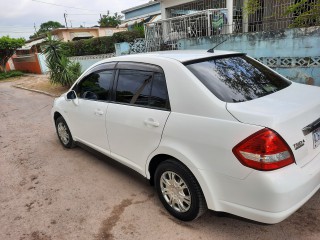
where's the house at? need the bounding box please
[158,0,307,33]
[11,37,47,74]
[51,27,127,42]
[144,0,318,50]
[119,1,161,29]
[159,0,233,32]
[116,0,319,86]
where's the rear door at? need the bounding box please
[106,62,170,173]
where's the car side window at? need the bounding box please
[116,69,153,106]
[115,69,169,109]
[77,70,114,101]
[149,72,169,109]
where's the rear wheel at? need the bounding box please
[155,159,207,221]
[55,116,75,148]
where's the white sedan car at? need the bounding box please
[51,50,320,223]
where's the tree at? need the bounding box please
[285,0,320,28]
[42,34,81,87]
[98,12,122,27]
[243,0,261,15]
[30,21,65,39]
[0,36,25,73]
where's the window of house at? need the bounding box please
[77,70,114,101]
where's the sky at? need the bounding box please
[0,0,149,39]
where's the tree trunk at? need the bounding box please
[0,62,7,73]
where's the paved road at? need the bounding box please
[1,79,319,240]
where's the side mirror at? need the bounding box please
[66,90,77,101]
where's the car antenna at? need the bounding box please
[207,37,229,53]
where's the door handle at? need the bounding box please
[94,110,104,116]
[144,118,160,127]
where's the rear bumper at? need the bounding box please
[201,151,320,224]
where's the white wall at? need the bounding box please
[69,53,115,72]
[160,0,194,19]
[37,53,48,74]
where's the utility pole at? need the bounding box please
[64,13,68,28]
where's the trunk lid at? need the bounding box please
[227,83,320,167]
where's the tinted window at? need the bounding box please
[116,70,153,106]
[77,70,114,101]
[185,55,291,103]
[150,73,169,109]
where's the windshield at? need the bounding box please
[185,55,291,103]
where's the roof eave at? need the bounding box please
[121,1,160,14]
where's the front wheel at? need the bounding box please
[55,116,75,148]
[155,159,207,221]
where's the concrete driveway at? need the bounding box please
[1,79,319,240]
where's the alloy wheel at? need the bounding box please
[160,171,191,213]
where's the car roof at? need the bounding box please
[108,50,243,63]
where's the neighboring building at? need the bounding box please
[51,27,127,42]
[11,37,47,74]
[119,1,161,29]
[145,0,319,50]
[116,0,320,86]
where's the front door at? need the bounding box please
[68,68,114,152]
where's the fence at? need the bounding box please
[145,9,229,51]
[145,0,320,51]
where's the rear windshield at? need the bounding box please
[185,55,291,103]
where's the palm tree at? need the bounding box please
[42,34,81,87]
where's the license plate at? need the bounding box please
[313,127,320,149]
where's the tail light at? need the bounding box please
[232,128,295,171]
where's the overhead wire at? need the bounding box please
[1,0,117,36]
[31,0,108,13]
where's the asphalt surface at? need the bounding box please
[1,79,320,240]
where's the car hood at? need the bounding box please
[226,82,320,167]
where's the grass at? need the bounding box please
[0,70,24,80]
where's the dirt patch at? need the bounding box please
[96,199,133,240]
[20,231,52,240]
[13,75,68,96]
[288,207,320,234]
[1,80,319,240]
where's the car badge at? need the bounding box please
[294,140,305,150]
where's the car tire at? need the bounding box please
[155,159,207,221]
[55,116,75,148]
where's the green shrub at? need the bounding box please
[132,24,145,36]
[0,70,24,80]
[113,30,144,43]
[68,61,82,81]
[285,0,320,28]
[61,30,145,57]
